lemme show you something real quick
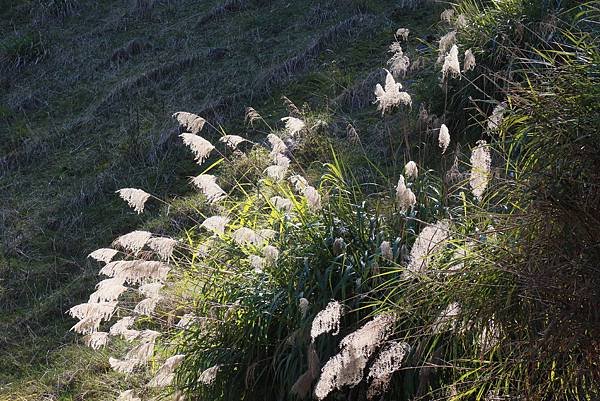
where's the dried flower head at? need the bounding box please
[88,248,119,264]
[304,185,322,212]
[442,44,461,80]
[487,102,506,131]
[404,161,418,179]
[281,116,306,136]
[198,365,220,385]
[367,342,411,399]
[380,241,393,261]
[116,188,150,214]
[180,133,215,165]
[270,196,293,212]
[190,174,226,203]
[463,48,476,72]
[201,216,230,236]
[147,237,177,260]
[395,175,416,213]
[83,331,109,350]
[219,134,249,150]
[438,124,451,153]
[89,278,128,303]
[374,70,410,114]
[245,107,261,126]
[395,28,409,41]
[388,43,410,78]
[148,354,185,387]
[172,111,206,134]
[470,140,491,201]
[114,230,152,254]
[407,220,450,274]
[437,31,457,63]
[310,301,344,341]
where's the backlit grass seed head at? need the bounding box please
[367,342,411,399]
[147,237,177,261]
[407,220,450,273]
[432,302,461,333]
[117,390,141,401]
[245,107,261,126]
[395,175,416,213]
[201,216,229,236]
[262,245,279,265]
[304,185,322,211]
[395,28,409,41]
[388,43,410,78]
[487,102,507,131]
[139,282,163,298]
[99,260,170,284]
[442,45,461,80]
[69,302,117,334]
[437,31,457,63]
[110,316,135,337]
[404,161,418,179]
[89,278,128,303]
[257,229,277,242]
[281,116,306,136]
[88,248,119,264]
[299,298,309,318]
[109,330,160,373]
[374,70,410,114]
[198,365,220,385]
[232,227,259,246]
[219,134,249,150]
[463,48,476,72]
[249,255,265,272]
[438,124,451,153]
[147,354,185,388]
[172,111,206,135]
[310,301,344,341]
[83,331,109,350]
[190,174,226,203]
[290,174,309,192]
[267,133,287,158]
[270,196,293,212]
[380,241,393,261]
[116,188,150,214]
[274,153,290,167]
[265,165,288,181]
[114,230,152,254]
[176,313,197,329]
[470,140,492,201]
[180,133,215,165]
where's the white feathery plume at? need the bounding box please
[69,301,117,322]
[310,301,344,341]
[89,278,128,303]
[374,70,411,114]
[88,248,119,264]
[442,44,461,80]
[388,43,410,78]
[304,185,322,212]
[83,331,109,350]
[289,174,308,192]
[109,316,135,336]
[314,314,396,400]
[432,302,461,333]
[114,230,152,254]
[265,165,288,181]
[487,102,506,131]
[367,342,411,399]
[147,237,177,261]
[270,196,293,212]
[71,317,103,335]
[109,330,160,373]
[479,319,501,354]
[463,48,476,72]
[190,174,226,203]
[219,134,249,150]
[117,390,141,401]
[395,28,409,41]
[180,133,215,165]
[281,116,305,136]
[299,298,309,318]
[116,188,151,214]
[245,107,261,125]
[133,297,160,316]
[407,220,451,274]
[267,134,287,155]
[232,227,259,246]
[404,161,418,179]
[99,260,170,284]
[470,140,492,201]
[441,8,455,22]
[262,245,279,265]
[139,282,163,298]
[395,175,416,213]
[172,111,206,134]
[198,365,220,385]
[256,229,277,242]
[380,241,393,261]
[201,216,229,236]
[177,313,197,329]
[249,255,265,271]
[437,31,457,63]
[274,153,290,167]
[438,124,451,154]
[148,354,186,387]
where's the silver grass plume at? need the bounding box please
[117,390,141,401]
[455,13,468,28]
[487,102,507,131]
[291,342,320,398]
[177,313,197,329]
[249,255,265,272]
[463,48,476,72]
[139,282,163,298]
[99,260,170,284]
[198,365,220,385]
[270,196,293,212]
[388,42,410,78]
[190,174,226,203]
[232,227,259,246]
[395,175,416,213]
[114,230,152,254]
[201,215,230,236]
[109,330,160,373]
[289,174,309,193]
[432,302,461,333]
[407,220,451,274]
[116,188,150,214]
[437,31,457,63]
[380,241,393,261]
[267,133,287,155]
[374,69,411,115]
[180,133,215,165]
[89,278,128,303]
[470,140,491,201]
[147,354,186,387]
[367,342,411,399]
[265,165,288,181]
[69,302,117,334]
[404,161,418,180]
[310,301,344,341]
[245,107,261,126]
[109,316,135,337]
[274,153,290,167]
[219,134,249,150]
[395,28,409,41]
[438,124,451,153]
[147,237,177,261]
[172,111,206,135]
[83,331,109,350]
[88,248,119,264]
[256,229,277,242]
[262,245,279,265]
[314,314,396,400]
[304,185,322,212]
[440,8,455,23]
[299,298,309,318]
[281,116,306,136]
[442,44,461,80]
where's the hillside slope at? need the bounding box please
[0,0,438,398]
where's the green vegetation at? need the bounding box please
[1,0,598,400]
